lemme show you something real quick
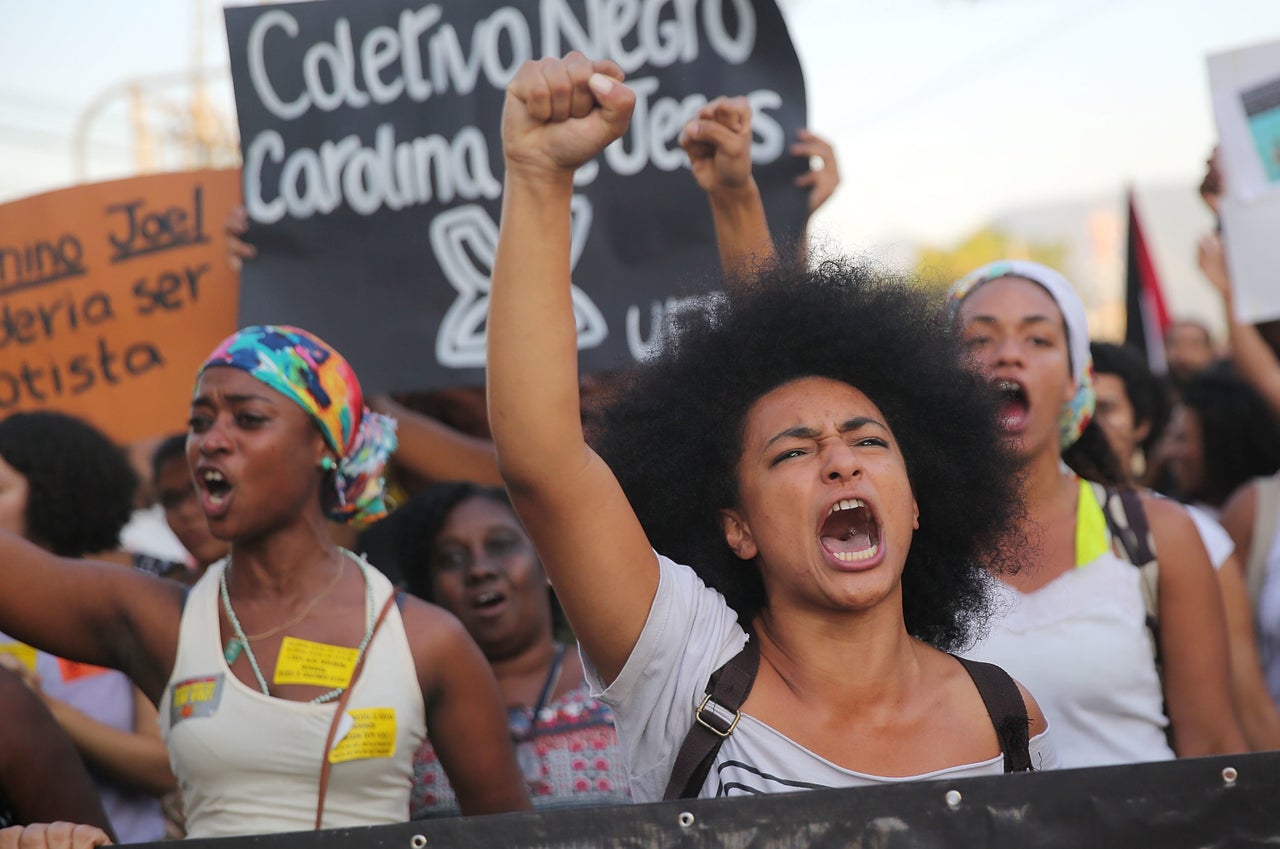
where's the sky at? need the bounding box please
[789,0,1280,250]
[1,0,1278,325]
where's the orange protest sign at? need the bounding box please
[0,169,240,443]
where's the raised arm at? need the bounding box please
[1199,231,1280,421]
[368,395,502,486]
[0,533,183,703]
[1142,497,1248,756]
[679,96,775,279]
[488,54,656,683]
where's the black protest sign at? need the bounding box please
[225,0,808,392]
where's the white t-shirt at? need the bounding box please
[585,553,1058,802]
[120,504,192,564]
[1183,503,1234,570]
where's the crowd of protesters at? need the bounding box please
[4,49,1280,848]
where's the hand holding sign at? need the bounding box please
[790,129,840,215]
[502,54,634,181]
[1197,231,1232,299]
[224,205,257,273]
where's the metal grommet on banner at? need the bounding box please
[409,834,428,848]
[1222,766,1239,786]
[945,789,962,810]
[677,812,696,828]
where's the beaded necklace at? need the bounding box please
[223,558,346,662]
[219,549,375,705]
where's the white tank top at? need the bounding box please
[965,483,1174,768]
[159,557,425,838]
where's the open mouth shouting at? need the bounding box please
[819,498,882,566]
[993,378,1030,431]
[197,466,233,517]
[470,588,509,618]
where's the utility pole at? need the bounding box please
[72,0,239,182]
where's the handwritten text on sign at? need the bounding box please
[226,0,808,393]
[0,170,240,443]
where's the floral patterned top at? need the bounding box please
[410,679,630,817]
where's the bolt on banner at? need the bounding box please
[224,0,809,394]
[0,169,241,444]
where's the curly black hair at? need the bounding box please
[389,482,512,603]
[0,412,138,557]
[1062,419,1129,488]
[592,257,1026,652]
[1179,367,1280,506]
[1090,341,1169,457]
[150,433,188,486]
[360,482,571,639]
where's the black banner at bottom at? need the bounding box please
[177,752,1279,848]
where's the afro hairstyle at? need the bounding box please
[0,412,137,557]
[1179,366,1280,506]
[1090,341,1170,457]
[592,257,1025,652]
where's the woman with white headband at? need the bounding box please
[949,262,1246,766]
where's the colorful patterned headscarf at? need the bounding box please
[198,325,397,526]
[945,260,1095,451]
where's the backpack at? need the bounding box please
[662,636,1033,800]
[1088,482,1160,655]
[663,483,1160,800]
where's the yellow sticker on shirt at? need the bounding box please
[273,637,359,689]
[0,643,37,673]
[328,707,398,763]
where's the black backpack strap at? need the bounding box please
[663,636,760,800]
[954,656,1032,773]
[1103,486,1156,567]
[1097,485,1162,664]
[1096,484,1178,750]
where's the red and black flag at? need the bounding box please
[1124,188,1171,374]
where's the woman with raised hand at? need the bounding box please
[950,263,1246,766]
[0,326,529,839]
[487,53,1055,802]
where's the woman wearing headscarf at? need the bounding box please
[0,325,529,842]
[949,262,1246,766]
